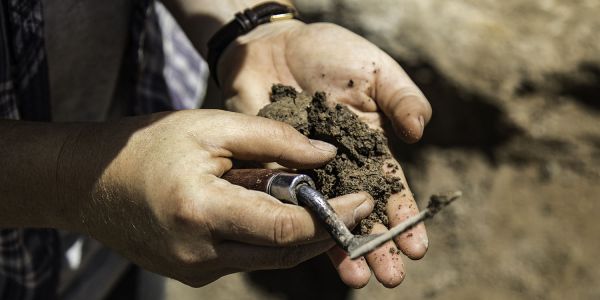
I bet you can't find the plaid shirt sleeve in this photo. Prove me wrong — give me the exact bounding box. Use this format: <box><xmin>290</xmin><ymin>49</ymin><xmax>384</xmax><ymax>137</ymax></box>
<box><xmin>0</xmin><ymin>230</ymin><xmax>60</xmax><ymax>300</ymax></box>
<box><xmin>132</xmin><ymin>1</ymin><xmax>207</xmax><ymax>115</ymax></box>
<box><xmin>0</xmin><ymin>0</ymin><xmax>60</xmax><ymax>299</ymax></box>
<box><xmin>1</xmin><ymin>0</ymin><xmax>206</xmax><ymax>299</ymax></box>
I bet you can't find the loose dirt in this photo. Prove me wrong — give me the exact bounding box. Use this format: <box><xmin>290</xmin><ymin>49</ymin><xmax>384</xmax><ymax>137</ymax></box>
<box><xmin>258</xmin><ymin>84</ymin><xmax>403</xmax><ymax>234</ymax></box>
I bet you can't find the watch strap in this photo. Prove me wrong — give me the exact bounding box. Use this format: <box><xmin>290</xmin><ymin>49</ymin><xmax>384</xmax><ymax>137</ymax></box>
<box><xmin>207</xmin><ymin>2</ymin><xmax>299</xmax><ymax>86</ymax></box>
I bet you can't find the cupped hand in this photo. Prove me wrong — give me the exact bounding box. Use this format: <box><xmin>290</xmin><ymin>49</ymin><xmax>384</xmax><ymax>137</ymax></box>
<box><xmin>217</xmin><ymin>20</ymin><xmax>432</xmax><ymax>288</ymax></box>
<box><xmin>62</xmin><ymin>110</ymin><xmax>375</xmax><ymax>287</ymax></box>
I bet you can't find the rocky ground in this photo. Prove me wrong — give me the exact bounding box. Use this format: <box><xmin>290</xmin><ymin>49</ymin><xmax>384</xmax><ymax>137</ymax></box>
<box><xmin>167</xmin><ymin>1</ymin><xmax>600</xmax><ymax>299</ymax></box>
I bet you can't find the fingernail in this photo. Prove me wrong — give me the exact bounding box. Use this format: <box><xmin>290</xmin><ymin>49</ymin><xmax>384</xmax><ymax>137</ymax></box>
<box><xmin>420</xmin><ymin>234</ymin><xmax>429</xmax><ymax>249</ymax></box>
<box><xmin>418</xmin><ymin>115</ymin><xmax>425</xmax><ymax>134</ymax></box>
<box><xmin>309</xmin><ymin>139</ymin><xmax>337</xmax><ymax>153</ymax></box>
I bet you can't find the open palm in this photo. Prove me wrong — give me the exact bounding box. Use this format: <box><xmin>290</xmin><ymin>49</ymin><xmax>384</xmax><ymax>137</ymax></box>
<box><xmin>217</xmin><ymin>20</ymin><xmax>432</xmax><ymax>288</ymax></box>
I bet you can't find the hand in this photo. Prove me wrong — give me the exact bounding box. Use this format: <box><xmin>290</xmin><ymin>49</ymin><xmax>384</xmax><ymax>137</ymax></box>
<box><xmin>217</xmin><ymin>20</ymin><xmax>432</xmax><ymax>288</ymax></box>
<box><xmin>59</xmin><ymin>110</ymin><xmax>375</xmax><ymax>287</ymax></box>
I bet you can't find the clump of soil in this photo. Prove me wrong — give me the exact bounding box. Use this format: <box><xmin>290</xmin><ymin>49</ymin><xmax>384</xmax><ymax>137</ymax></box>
<box><xmin>258</xmin><ymin>84</ymin><xmax>403</xmax><ymax>234</ymax></box>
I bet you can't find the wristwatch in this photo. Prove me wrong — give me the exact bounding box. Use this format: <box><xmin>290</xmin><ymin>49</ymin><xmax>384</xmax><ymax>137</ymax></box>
<box><xmin>207</xmin><ymin>2</ymin><xmax>300</xmax><ymax>86</ymax></box>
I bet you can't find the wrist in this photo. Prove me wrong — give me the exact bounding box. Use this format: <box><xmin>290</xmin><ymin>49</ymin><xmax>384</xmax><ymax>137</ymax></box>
<box><xmin>218</xmin><ymin>19</ymin><xmax>304</xmax><ymax>111</ymax></box>
<box><xmin>54</xmin><ymin>122</ymin><xmax>108</xmax><ymax>232</ymax></box>
<box><xmin>54</xmin><ymin>118</ymin><xmax>148</xmax><ymax>233</ymax></box>
<box><xmin>164</xmin><ymin>0</ymin><xmax>295</xmax><ymax>58</ymax></box>
<box><xmin>206</xmin><ymin>2</ymin><xmax>300</xmax><ymax>86</ymax></box>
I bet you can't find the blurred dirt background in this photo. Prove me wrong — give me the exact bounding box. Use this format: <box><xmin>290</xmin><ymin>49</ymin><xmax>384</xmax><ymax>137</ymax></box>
<box><xmin>166</xmin><ymin>1</ymin><xmax>600</xmax><ymax>299</ymax></box>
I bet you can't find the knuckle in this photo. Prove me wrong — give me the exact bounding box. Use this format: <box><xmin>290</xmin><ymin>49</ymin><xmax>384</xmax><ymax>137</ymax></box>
<box><xmin>169</xmin><ymin>187</ymin><xmax>193</xmax><ymax>224</ymax></box>
<box><xmin>169</xmin><ymin>180</ymin><xmax>214</xmax><ymax>232</ymax></box>
<box><xmin>171</xmin><ymin>195</ymin><xmax>202</xmax><ymax>229</ymax></box>
<box><xmin>172</xmin><ymin>247</ymin><xmax>202</xmax><ymax>267</ymax></box>
<box><xmin>175</xmin><ymin>249</ymin><xmax>201</xmax><ymax>267</ymax></box>
<box><xmin>272</xmin><ymin>208</ymin><xmax>299</xmax><ymax>245</ymax></box>
<box><xmin>391</xmin><ymin>92</ymin><xmax>424</xmax><ymax>115</ymax></box>
<box><xmin>395</xmin><ymin>86</ymin><xmax>422</xmax><ymax>100</ymax></box>
<box><xmin>272</xmin><ymin>121</ymin><xmax>297</xmax><ymax>142</ymax></box>
<box><xmin>172</xmin><ymin>244</ymin><xmax>218</xmax><ymax>270</ymax></box>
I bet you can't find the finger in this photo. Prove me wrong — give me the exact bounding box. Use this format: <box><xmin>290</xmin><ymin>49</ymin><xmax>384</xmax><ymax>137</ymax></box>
<box><xmin>281</xmin><ymin>24</ymin><xmax>431</xmax><ymax>144</ymax></box>
<box><xmin>213</xmin><ymin>112</ymin><xmax>337</xmax><ymax>169</ymax></box>
<box><xmin>365</xmin><ymin>223</ymin><xmax>406</xmax><ymax>288</ymax></box>
<box><xmin>383</xmin><ymin>160</ymin><xmax>428</xmax><ymax>259</ymax></box>
<box><xmin>207</xmin><ymin>182</ymin><xmax>374</xmax><ymax>246</ymax></box>
<box><xmin>375</xmin><ymin>53</ymin><xmax>432</xmax><ymax>144</ymax></box>
<box><xmin>327</xmin><ymin>246</ymin><xmax>371</xmax><ymax>289</ymax></box>
<box><xmin>387</xmin><ymin>192</ymin><xmax>428</xmax><ymax>259</ymax></box>
<box><xmin>329</xmin><ymin>192</ymin><xmax>375</xmax><ymax>232</ymax></box>
<box><xmin>216</xmin><ymin>239</ymin><xmax>334</xmax><ymax>271</ymax></box>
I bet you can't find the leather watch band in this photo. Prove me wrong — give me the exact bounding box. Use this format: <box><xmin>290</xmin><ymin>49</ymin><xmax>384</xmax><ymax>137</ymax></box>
<box><xmin>207</xmin><ymin>2</ymin><xmax>299</xmax><ymax>86</ymax></box>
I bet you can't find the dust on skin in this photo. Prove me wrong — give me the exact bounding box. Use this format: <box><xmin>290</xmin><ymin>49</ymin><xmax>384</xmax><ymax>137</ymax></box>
<box><xmin>258</xmin><ymin>84</ymin><xmax>403</xmax><ymax>234</ymax></box>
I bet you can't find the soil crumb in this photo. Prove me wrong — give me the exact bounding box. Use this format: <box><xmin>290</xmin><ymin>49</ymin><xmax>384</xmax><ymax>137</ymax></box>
<box><xmin>258</xmin><ymin>84</ymin><xmax>404</xmax><ymax>234</ymax></box>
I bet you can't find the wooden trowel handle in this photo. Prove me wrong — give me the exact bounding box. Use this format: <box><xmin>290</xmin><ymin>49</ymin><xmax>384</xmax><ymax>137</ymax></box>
<box><xmin>221</xmin><ymin>169</ymin><xmax>283</xmax><ymax>194</ymax></box>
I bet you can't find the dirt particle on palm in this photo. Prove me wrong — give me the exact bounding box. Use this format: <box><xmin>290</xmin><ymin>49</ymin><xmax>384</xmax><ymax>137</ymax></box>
<box><xmin>258</xmin><ymin>84</ymin><xmax>404</xmax><ymax>234</ymax></box>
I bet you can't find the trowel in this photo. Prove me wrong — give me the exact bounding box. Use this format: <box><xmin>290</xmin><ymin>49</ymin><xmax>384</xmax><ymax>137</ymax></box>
<box><xmin>222</xmin><ymin>169</ymin><xmax>460</xmax><ymax>259</ymax></box>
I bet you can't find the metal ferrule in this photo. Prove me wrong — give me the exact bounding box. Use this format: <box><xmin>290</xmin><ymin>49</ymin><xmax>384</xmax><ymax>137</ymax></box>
<box><xmin>267</xmin><ymin>173</ymin><xmax>315</xmax><ymax>205</ymax></box>
<box><xmin>268</xmin><ymin>172</ymin><xmax>355</xmax><ymax>250</ymax></box>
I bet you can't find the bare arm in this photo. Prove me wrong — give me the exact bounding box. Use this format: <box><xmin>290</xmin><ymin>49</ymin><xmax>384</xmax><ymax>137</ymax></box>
<box><xmin>0</xmin><ymin>120</ymin><xmax>80</xmax><ymax>228</ymax></box>
<box><xmin>0</xmin><ymin>111</ymin><xmax>372</xmax><ymax>287</ymax></box>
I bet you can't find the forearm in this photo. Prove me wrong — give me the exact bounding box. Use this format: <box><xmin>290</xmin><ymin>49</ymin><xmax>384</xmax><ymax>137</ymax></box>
<box><xmin>162</xmin><ymin>0</ymin><xmax>294</xmax><ymax>58</ymax></box>
<box><xmin>0</xmin><ymin>116</ymin><xmax>158</xmax><ymax>233</ymax></box>
<box><xmin>0</xmin><ymin>120</ymin><xmax>81</xmax><ymax>228</ymax></box>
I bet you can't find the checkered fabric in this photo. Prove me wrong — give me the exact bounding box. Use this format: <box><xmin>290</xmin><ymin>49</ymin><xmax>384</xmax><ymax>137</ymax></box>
<box><xmin>0</xmin><ymin>1</ymin><xmax>59</xmax><ymax>299</ymax></box>
<box><xmin>0</xmin><ymin>0</ymin><xmax>206</xmax><ymax>299</ymax></box>
<box><xmin>154</xmin><ymin>2</ymin><xmax>207</xmax><ymax>110</ymax></box>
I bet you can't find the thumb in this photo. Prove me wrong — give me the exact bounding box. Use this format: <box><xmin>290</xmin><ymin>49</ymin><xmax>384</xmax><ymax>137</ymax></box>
<box><xmin>209</xmin><ymin>183</ymin><xmax>375</xmax><ymax>246</ymax></box>
<box><xmin>216</xmin><ymin>111</ymin><xmax>337</xmax><ymax>169</ymax></box>
<box><xmin>375</xmin><ymin>53</ymin><xmax>432</xmax><ymax>144</ymax></box>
